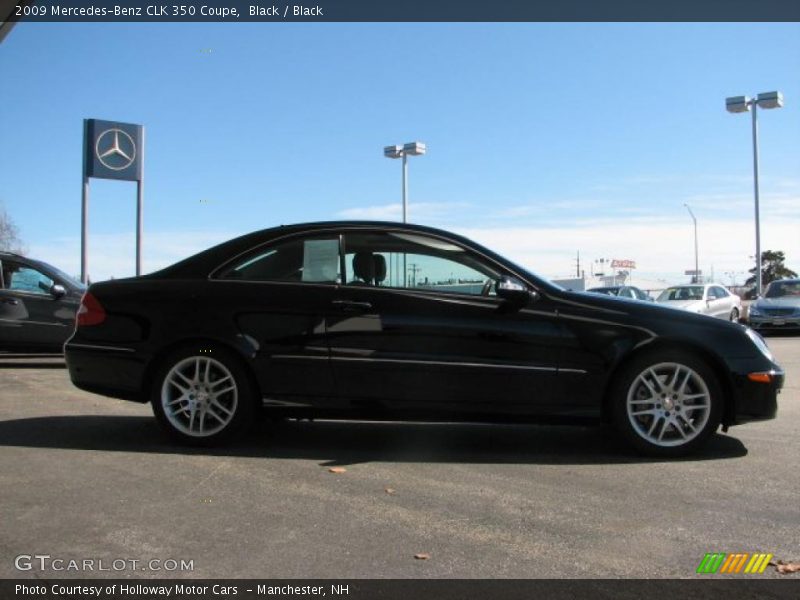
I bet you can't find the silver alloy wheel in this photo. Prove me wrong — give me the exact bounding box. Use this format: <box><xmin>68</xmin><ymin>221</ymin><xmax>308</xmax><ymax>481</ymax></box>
<box><xmin>160</xmin><ymin>356</ymin><xmax>238</xmax><ymax>437</ymax></box>
<box><xmin>626</xmin><ymin>362</ymin><xmax>711</xmax><ymax>448</ymax></box>
<box><xmin>730</xmin><ymin>308</ymin><xmax>739</xmax><ymax>321</ymax></box>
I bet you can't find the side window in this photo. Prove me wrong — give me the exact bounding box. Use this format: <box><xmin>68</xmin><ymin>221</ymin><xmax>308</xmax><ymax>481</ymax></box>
<box><xmin>6</xmin><ymin>264</ymin><xmax>54</xmax><ymax>295</ymax></box>
<box><xmin>342</xmin><ymin>231</ymin><xmax>499</xmax><ymax>296</ymax></box>
<box><xmin>217</xmin><ymin>236</ymin><xmax>341</xmax><ymax>284</ymax></box>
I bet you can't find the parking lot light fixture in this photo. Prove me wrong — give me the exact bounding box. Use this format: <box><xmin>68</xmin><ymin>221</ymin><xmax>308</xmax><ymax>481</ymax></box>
<box><xmin>684</xmin><ymin>204</ymin><xmax>699</xmax><ymax>284</ymax></box>
<box><xmin>383</xmin><ymin>141</ymin><xmax>426</xmax><ymax>223</ymax></box>
<box><xmin>725</xmin><ymin>91</ymin><xmax>784</xmax><ymax>297</ymax></box>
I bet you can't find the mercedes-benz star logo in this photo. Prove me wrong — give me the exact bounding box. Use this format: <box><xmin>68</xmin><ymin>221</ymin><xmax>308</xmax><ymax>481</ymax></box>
<box><xmin>95</xmin><ymin>128</ymin><xmax>136</xmax><ymax>171</ymax></box>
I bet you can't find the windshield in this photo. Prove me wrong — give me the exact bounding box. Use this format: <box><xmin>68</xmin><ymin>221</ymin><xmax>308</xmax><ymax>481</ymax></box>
<box><xmin>588</xmin><ymin>288</ymin><xmax>618</xmax><ymax>296</ymax></box>
<box><xmin>765</xmin><ymin>281</ymin><xmax>800</xmax><ymax>298</ymax></box>
<box><xmin>657</xmin><ymin>286</ymin><xmax>703</xmax><ymax>301</ymax></box>
<box><xmin>48</xmin><ymin>264</ymin><xmax>87</xmax><ymax>291</ymax></box>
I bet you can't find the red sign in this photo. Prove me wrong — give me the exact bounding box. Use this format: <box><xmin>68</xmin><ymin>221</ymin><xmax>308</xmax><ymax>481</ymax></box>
<box><xmin>611</xmin><ymin>259</ymin><xmax>636</xmax><ymax>269</ymax></box>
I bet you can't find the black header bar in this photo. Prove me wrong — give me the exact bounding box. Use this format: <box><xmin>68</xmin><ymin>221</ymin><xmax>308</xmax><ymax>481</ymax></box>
<box><xmin>3</xmin><ymin>0</ymin><xmax>800</xmax><ymax>23</ymax></box>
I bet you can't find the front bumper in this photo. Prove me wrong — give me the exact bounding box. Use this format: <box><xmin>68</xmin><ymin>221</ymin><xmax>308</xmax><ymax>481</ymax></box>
<box><xmin>749</xmin><ymin>313</ymin><xmax>800</xmax><ymax>331</ymax></box>
<box><xmin>730</xmin><ymin>368</ymin><xmax>784</xmax><ymax>425</ymax></box>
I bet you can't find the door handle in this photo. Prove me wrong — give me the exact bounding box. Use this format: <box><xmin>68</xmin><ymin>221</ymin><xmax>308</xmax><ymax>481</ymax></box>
<box><xmin>1</xmin><ymin>298</ymin><xmax>19</xmax><ymax>305</ymax></box>
<box><xmin>331</xmin><ymin>300</ymin><xmax>372</xmax><ymax>312</ymax></box>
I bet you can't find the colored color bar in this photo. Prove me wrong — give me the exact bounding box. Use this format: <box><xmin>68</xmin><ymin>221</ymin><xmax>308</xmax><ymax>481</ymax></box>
<box><xmin>733</xmin><ymin>553</ymin><xmax>749</xmax><ymax>573</ymax></box>
<box><xmin>758</xmin><ymin>553</ymin><xmax>774</xmax><ymax>574</ymax></box>
<box><xmin>720</xmin><ymin>554</ymin><xmax>737</xmax><ymax>573</ymax></box>
<box><xmin>697</xmin><ymin>553</ymin><xmax>727</xmax><ymax>574</ymax></box>
<box><xmin>744</xmin><ymin>554</ymin><xmax>759</xmax><ymax>573</ymax></box>
<box><xmin>708</xmin><ymin>553</ymin><xmax>726</xmax><ymax>573</ymax></box>
<box><xmin>697</xmin><ymin>553</ymin><xmax>713</xmax><ymax>573</ymax></box>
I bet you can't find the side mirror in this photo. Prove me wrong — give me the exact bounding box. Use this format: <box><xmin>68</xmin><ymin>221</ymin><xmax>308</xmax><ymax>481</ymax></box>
<box><xmin>51</xmin><ymin>284</ymin><xmax>67</xmax><ymax>299</ymax></box>
<box><xmin>496</xmin><ymin>276</ymin><xmax>538</xmax><ymax>304</ymax></box>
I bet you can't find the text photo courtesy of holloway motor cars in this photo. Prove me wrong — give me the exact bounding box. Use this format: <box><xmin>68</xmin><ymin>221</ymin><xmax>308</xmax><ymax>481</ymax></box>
<box><xmin>1</xmin><ymin>1</ymin><xmax>799</xmax><ymax>591</ymax></box>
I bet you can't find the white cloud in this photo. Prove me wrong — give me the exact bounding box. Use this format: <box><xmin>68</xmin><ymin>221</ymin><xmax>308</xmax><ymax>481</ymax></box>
<box><xmin>337</xmin><ymin>202</ymin><xmax>471</xmax><ymax>221</ymax></box>
<box><xmin>28</xmin><ymin>230</ymin><xmax>240</xmax><ymax>282</ymax></box>
<box><xmin>25</xmin><ymin>210</ymin><xmax>799</xmax><ymax>288</ymax></box>
<box><xmin>455</xmin><ymin>215</ymin><xmax>800</xmax><ymax>282</ymax></box>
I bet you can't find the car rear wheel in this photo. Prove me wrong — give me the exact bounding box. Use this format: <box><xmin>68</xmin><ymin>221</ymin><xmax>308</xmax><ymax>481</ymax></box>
<box><xmin>151</xmin><ymin>345</ymin><xmax>255</xmax><ymax>445</ymax></box>
<box><xmin>729</xmin><ymin>308</ymin><xmax>739</xmax><ymax>322</ymax></box>
<box><xmin>611</xmin><ymin>352</ymin><xmax>723</xmax><ymax>457</ymax></box>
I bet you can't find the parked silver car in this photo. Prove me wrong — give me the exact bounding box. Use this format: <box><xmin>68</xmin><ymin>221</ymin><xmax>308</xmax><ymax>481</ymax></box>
<box><xmin>586</xmin><ymin>285</ymin><xmax>653</xmax><ymax>301</ymax></box>
<box><xmin>748</xmin><ymin>279</ymin><xmax>800</xmax><ymax>332</ymax></box>
<box><xmin>656</xmin><ymin>284</ymin><xmax>742</xmax><ymax>321</ymax></box>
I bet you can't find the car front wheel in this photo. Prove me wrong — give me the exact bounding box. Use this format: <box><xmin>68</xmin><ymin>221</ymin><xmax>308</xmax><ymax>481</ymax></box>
<box><xmin>151</xmin><ymin>346</ymin><xmax>255</xmax><ymax>445</ymax></box>
<box><xmin>611</xmin><ymin>352</ymin><xmax>723</xmax><ymax>457</ymax></box>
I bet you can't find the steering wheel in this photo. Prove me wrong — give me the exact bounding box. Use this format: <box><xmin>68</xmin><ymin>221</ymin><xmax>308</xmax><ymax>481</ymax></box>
<box><xmin>480</xmin><ymin>279</ymin><xmax>494</xmax><ymax>296</ymax></box>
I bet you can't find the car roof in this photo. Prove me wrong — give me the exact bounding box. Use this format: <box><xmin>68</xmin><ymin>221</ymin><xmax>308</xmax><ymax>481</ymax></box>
<box><xmin>146</xmin><ymin>220</ymin><xmax>558</xmax><ymax>290</ymax></box>
<box><xmin>1</xmin><ymin>251</ymin><xmax>43</xmax><ymax>269</ymax></box>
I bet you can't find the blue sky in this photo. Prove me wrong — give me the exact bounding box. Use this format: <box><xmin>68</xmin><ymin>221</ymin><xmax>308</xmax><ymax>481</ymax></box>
<box><xmin>1</xmin><ymin>22</ymin><xmax>798</xmax><ymax>285</ymax></box>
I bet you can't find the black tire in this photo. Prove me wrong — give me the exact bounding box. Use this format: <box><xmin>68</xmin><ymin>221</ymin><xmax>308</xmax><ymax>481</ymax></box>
<box><xmin>729</xmin><ymin>308</ymin><xmax>739</xmax><ymax>322</ymax></box>
<box><xmin>151</xmin><ymin>344</ymin><xmax>256</xmax><ymax>446</ymax></box>
<box><xmin>610</xmin><ymin>350</ymin><xmax>723</xmax><ymax>457</ymax></box>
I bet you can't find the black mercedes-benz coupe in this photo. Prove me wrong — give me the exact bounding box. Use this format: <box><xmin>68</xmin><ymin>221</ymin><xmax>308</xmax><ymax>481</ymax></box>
<box><xmin>65</xmin><ymin>222</ymin><xmax>784</xmax><ymax>456</ymax></box>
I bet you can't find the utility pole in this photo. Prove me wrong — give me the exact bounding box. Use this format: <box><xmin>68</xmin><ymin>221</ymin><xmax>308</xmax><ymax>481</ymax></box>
<box><xmin>408</xmin><ymin>263</ymin><xmax>421</xmax><ymax>288</ymax></box>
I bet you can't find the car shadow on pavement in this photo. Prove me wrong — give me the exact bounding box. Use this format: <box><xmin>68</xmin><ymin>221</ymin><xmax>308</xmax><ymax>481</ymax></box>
<box><xmin>0</xmin><ymin>415</ymin><xmax>748</xmax><ymax>465</ymax></box>
<box><xmin>0</xmin><ymin>354</ymin><xmax>65</xmax><ymax>369</ymax></box>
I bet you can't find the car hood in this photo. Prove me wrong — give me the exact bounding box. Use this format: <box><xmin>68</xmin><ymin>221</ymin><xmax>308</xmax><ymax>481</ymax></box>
<box><xmin>655</xmin><ymin>299</ymin><xmax>705</xmax><ymax>312</ymax></box>
<box><xmin>754</xmin><ymin>296</ymin><xmax>800</xmax><ymax>309</ymax></box>
<box><xmin>567</xmin><ymin>290</ymin><xmax>749</xmax><ymax>332</ymax></box>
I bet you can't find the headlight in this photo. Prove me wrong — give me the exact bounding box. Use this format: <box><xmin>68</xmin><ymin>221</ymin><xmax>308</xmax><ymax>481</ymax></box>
<box><xmin>746</xmin><ymin>328</ymin><xmax>774</xmax><ymax>361</ymax></box>
<box><xmin>749</xmin><ymin>306</ymin><xmax>762</xmax><ymax>316</ymax></box>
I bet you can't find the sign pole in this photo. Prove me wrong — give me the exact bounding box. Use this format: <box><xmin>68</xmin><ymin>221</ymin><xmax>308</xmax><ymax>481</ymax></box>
<box><xmin>81</xmin><ymin>119</ymin><xmax>89</xmax><ymax>284</ymax></box>
<box><xmin>135</xmin><ymin>127</ymin><xmax>145</xmax><ymax>276</ymax></box>
<box><xmin>81</xmin><ymin>177</ymin><xmax>89</xmax><ymax>284</ymax></box>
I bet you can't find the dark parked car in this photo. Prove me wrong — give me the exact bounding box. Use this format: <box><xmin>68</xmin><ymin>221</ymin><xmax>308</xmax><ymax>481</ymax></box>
<box><xmin>749</xmin><ymin>279</ymin><xmax>800</xmax><ymax>332</ymax></box>
<box><xmin>65</xmin><ymin>222</ymin><xmax>784</xmax><ymax>457</ymax></box>
<box><xmin>0</xmin><ymin>251</ymin><xmax>85</xmax><ymax>352</ymax></box>
<box><xmin>586</xmin><ymin>285</ymin><xmax>652</xmax><ymax>301</ymax></box>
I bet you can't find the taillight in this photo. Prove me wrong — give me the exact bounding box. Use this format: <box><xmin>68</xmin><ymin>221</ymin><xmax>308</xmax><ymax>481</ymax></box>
<box><xmin>76</xmin><ymin>292</ymin><xmax>106</xmax><ymax>327</ymax></box>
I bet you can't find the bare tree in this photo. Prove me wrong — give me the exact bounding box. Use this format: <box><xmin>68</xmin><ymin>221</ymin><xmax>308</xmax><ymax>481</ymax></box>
<box><xmin>0</xmin><ymin>203</ymin><xmax>25</xmax><ymax>254</ymax></box>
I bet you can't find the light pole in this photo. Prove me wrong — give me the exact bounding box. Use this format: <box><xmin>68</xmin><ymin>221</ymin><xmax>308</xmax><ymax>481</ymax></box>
<box><xmin>726</xmin><ymin>91</ymin><xmax>784</xmax><ymax>296</ymax></box>
<box><xmin>684</xmin><ymin>203</ymin><xmax>699</xmax><ymax>283</ymax></box>
<box><xmin>384</xmin><ymin>142</ymin><xmax>426</xmax><ymax>287</ymax></box>
<box><xmin>383</xmin><ymin>141</ymin><xmax>426</xmax><ymax>223</ymax></box>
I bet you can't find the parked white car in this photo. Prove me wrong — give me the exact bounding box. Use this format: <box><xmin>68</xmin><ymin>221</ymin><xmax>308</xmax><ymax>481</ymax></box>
<box><xmin>656</xmin><ymin>284</ymin><xmax>742</xmax><ymax>321</ymax></box>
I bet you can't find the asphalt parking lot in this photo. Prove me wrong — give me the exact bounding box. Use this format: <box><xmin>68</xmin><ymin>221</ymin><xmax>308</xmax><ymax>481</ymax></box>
<box><xmin>1</xmin><ymin>337</ymin><xmax>798</xmax><ymax>580</ymax></box>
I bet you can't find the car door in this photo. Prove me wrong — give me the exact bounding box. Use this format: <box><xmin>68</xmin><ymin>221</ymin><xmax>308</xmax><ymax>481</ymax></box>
<box><xmin>325</xmin><ymin>229</ymin><xmax>565</xmax><ymax>417</ymax></box>
<box><xmin>707</xmin><ymin>286</ymin><xmax>728</xmax><ymax>319</ymax></box>
<box><xmin>0</xmin><ymin>260</ymin><xmax>76</xmax><ymax>350</ymax></box>
<box><xmin>212</xmin><ymin>233</ymin><xmax>340</xmax><ymax>405</ymax></box>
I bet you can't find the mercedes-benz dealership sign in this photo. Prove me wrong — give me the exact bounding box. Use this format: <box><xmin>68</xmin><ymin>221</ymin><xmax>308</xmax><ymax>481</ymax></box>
<box><xmin>81</xmin><ymin>118</ymin><xmax>145</xmax><ymax>282</ymax></box>
<box><xmin>84</xmin><ymin>119</ymin><xmax>143</xmax><ymax>181</ymax></box>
